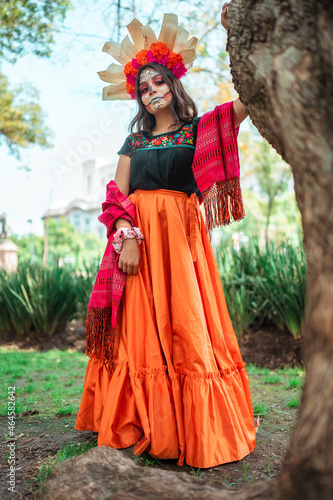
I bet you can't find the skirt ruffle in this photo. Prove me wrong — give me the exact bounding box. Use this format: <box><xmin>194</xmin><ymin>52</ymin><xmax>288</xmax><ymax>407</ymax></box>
<box><xmin>75</xmin><ymin>189</ymin><xmax>256</xmax><ymax>468</ymax></box>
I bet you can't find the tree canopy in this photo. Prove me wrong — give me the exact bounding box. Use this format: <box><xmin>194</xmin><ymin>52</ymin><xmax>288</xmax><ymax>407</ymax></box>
<box><xmin>0</xmin><ymin>0</ymin><xmax>72</xmax><ymax>62</ymax></box>
<box><xmin>11</xmin><ymin>217</ymin><xmax>105</xmax><ymax>265</ymax></box>
<box><xmin>0</xmin><ymin>73</ymin><xmax>51</xmax><ymax>157</ymax></box>
<box><xmin>0</xmin><ymin>0</ymin><xmax>72</xmax><ymax>160</ymax></box>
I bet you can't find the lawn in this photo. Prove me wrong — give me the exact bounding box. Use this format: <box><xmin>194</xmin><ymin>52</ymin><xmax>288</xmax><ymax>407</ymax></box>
<box><xmin>0</xmin><ymin>347</ymin><xmax>304</xmax><ymax>498</ymax></box>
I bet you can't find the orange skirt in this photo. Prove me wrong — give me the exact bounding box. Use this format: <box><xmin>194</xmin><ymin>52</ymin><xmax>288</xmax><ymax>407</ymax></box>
<box><xmin>75</xmin><ymin>189</ymin><xmax>256</xmax><ymax>468</ymax></box>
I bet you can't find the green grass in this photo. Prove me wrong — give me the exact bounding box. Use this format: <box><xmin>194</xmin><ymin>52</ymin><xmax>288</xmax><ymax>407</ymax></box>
<box><xmin>190</xmin><ymin>467</ymin><xmax>205</xmax><ymax>478</ymax></box>
<box><xmin>56</xmin><ymin>439</ymin><xmax>97</xmax><ymax>461</ymax></box>
<box><xmin>0</xmin><ymin>347</ymin><xmax>88</xmax><ymax>418</ymax></box>
<box><xmin>56</xmin><ymin>403</ymin><xmax>77</xmax><ymax>416</ymax></box>
<box><xmin>248</xmin><ymin>363</ymin><xmax>304</xmax><ymax>440</ymax></box>
<box><xmin>286</xmin><ymin>377</ymin><xmax>304</xmax><ymax>390</ymax></box>
<box><xmin>245</xmin><ymin>364</ymin><xmax>270</xmax><ymax>375</ymax></box>
<box><xmin>253</xmin><ymin>402</ymin><xmax>270</xmax><ymax>416</ymax></box>
<box><xmin>263</xmin><ymin>374</ymin><xmax>283</xmax><ymax>385</ymax></box>
<box><xmin>28</xmin><ymin>438</ymin><xmax>97</xmax><ymax>493</ymax></box>
<box><xmin>133</xmin><ymin>451</ymin><xmax>164</xmax><ymax>467</ymax></box>
<box><xmin>285</xmin><ymin>396</ymin><xmax>301</xmax><ymax>408</ymax></box>
<box><xmin>222</xmin><ymin>458</ymin><xmax>277</xmax><ymax>489</ymax></box>
<box><xmin>44</xmin><ymin>373</ymin><xmax>59</xmax><ymax>381</ymax></box>
<box><xmin>23</xmin><ymin>383</ymin><xmax>37</xmax><ymax>394</ymax></box>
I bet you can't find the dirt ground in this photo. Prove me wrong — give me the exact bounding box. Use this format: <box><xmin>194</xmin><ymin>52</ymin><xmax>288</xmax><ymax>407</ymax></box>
<box><xmin>0</xmin><ymin>321</ymin><xmax>304</xmax><ymax>499</ymax></box>
<box><xmin>0</xmin><ymin>320</ymin><xmax>304</xmax><ymax>369</ymax></box>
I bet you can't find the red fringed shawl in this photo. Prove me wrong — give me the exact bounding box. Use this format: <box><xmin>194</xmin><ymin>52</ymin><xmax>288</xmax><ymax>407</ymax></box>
<box><xmin>85</xmin><ymin>100</ymin><xmax>245</xmax><ymax>376</ymax></box>
<box><xmin>192</xmin><ymin>101</ymin><xmax>245</xmax><ymax>230</ymax></box>
<box><xmin>85</xmin><ymin>181</ymin><xmax>137</xmax><ymax>376</ymax></box>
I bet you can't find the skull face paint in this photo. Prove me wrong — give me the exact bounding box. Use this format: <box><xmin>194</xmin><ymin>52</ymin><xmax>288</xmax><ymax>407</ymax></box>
<box><xmin>139</xmin><ymin>69</ymin><xmax>172</xmax><ymax>111</ymax></box>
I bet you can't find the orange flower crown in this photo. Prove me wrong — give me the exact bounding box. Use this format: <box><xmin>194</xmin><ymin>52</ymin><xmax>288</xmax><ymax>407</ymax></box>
<box><xmin>98</xmin><ymin>14</ymin><xmax>198</xmax><ymax>100</ymax></box>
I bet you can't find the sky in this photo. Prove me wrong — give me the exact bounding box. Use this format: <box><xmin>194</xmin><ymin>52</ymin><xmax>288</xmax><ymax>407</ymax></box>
<box><xmin>0</xmin><ymin>1</ymin><xmax>236</xmax><ymax>238</ymax></box>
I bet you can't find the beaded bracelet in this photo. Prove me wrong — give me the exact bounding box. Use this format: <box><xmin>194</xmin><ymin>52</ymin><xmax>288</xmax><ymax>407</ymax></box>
<box><xmin>112</xmin><ymin>227</ymin><xmax>144</xmax><ymax>254</ymax></box>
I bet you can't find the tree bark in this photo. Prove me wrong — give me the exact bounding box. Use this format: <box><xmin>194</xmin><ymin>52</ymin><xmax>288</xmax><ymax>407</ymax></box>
<box><xmin>227</xmin><ymin>1</ymin><xmax>333</xmax><ymax>498</ymax></box>
<box><xmin>40</xmin><ymin>446</ymin><xmax>278</xmax><ymax>500</ymax></box>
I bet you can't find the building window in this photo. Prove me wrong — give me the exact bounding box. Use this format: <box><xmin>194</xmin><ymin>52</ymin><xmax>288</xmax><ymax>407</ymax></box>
<box><xmin>87</xmin><ymin>175</ymin><xmax>91</xmax><ymax>195</ymax></box>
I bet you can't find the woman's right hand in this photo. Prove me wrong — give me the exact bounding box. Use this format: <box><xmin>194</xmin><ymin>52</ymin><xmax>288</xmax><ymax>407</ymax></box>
<box><xmin>118</xmin><ymin>238</ymin><xmax>141</xmax><ymax>275</ymax></box>
<box><xmin>221</xmin><ymin>2</ymin><xmax>228</xmax><ymax>31</ymax></box>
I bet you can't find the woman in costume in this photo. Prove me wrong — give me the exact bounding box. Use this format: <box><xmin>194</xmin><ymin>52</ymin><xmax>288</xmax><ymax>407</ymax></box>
<box><xmin>75</xmin><ymin>4</ymin><xmax>257</xmax><ymax>468</ymax></box>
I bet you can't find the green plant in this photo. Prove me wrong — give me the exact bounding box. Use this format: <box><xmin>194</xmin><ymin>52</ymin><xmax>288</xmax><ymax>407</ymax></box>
<box><xmin>133</xmin><ymin>452</ymin><xmax>163</xmax><ymax>467</ymax></box>
<box><xmin>56</xmin><ymin>439</ymin><xmax>97</xmax><ymax>462</ymax></box>
<box><xmin>215</xmin><ymin>235</ymin><xmax>307</xmax><ymax>339</ymax></box>
<box><xmin>242</xmin><ymin>462</ymin><xmax>251</xmax><ymax>482</ymax></box>
<box><xmin>228</xmin><ymin>477</ymin><xmax>243</xmax><ymax>489</ymax></box>
<box><xmin>36</xmin><ymin>459</ymin><xmax>54</xmax><ymax>492</ymax></box>
<box><xmin>0</xmin><ymin>259</ymin><xmax>100</xmax><ymax>337</ymax></box>
<box><xmin>250</xmin><ymin>240</ymin><xmax>306</xmax><ymax>338</ymax></box>
<box><xmin>24</xmin><ymin>384</ymin><xmax>36</xmax><ymax>394</ymax></box>
<box><xmin>286</xmin><ymin>396</ymin><xmax>300</xmax><ymax>408</ymax></box>
<box><xmin>253</xmin><ymin>402</ymin><xmax>269</xmax><ymax>416</ymax></box>
<box><xmin>30</xmin><ymin>438</ymin><xmax>97</xmax><ymax>493</ymax></box>
<box><xmin>287</xmin><ymin>377</ymin><xmax>303</xmax><ymax>390</ymax></box>
<box><xmin>0</xmin><ymin>262</ymin><xmax>77</xmax><ymax>335</ymax></box>
<box><xmin>263</xmin><ymin>374</ymin><xmax>282</xmax><ymax>384</ymax></box>
<box><xmin>55</xmin><ymin>403</ymin><xmax>77</xmax><ymax>416</ymax></box>
<box><xmin>190</xmin><ymin>467</ymin><xmax>205</xmax><ymax>478</ymax></box>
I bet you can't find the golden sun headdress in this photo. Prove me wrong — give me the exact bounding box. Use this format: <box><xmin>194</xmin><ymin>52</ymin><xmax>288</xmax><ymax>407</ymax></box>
<box><xmin>98</xmin><ymin>13</ymin><xmax>198</xmax><ymax>100</ymax></box>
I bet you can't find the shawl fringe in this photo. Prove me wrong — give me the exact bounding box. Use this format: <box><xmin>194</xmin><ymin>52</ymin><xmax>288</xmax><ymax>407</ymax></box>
<box><xmin>203</xmin><ymin>177</ymin><xmax>245</xmax><ymax>231</ymax></box>
<box><xmin>85</xmin><ymin>307</ymin><xmax>116</xmax><ymax>378</ymax></box>
<box><xmin>193</xmin><ymin>101</ymin><xmax>245</xmax><ymax>231</ymax></box>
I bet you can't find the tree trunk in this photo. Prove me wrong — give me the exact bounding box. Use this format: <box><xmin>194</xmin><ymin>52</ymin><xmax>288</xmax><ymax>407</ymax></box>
<box><xmin>227</xmin><ymin>0</ymin><xmax>333</xmax><ymax>498</ymax></box>
<box><xmin>40</xmin><ymin>446</ymin><xmax>278</xmax><ymax>500</ymax></box>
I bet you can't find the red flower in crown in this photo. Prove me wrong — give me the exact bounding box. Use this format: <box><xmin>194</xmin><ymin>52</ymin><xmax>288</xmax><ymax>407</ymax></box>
<box><xmin>149</xmin><ymin>42</ymin><xmax>169</xmax><ymax>61</ymax></box>
<box><xmin>167</xmin><ymin>52</ymin><xmax>182</xmax><ymax>68</ymax></box>
<box><xmin>126</xmin><ymin>81</ymin><xmax>135</xmax><ymax>99</ymax></box>
<box><xmin>136</xmin><ymin>49</ymin><xmax>149</xmax><ymax>66</ymax></box>
<box><xmin>124</xmin><ymin>61</ymin><xmax>138</xmax><ymax>77</ymax></box>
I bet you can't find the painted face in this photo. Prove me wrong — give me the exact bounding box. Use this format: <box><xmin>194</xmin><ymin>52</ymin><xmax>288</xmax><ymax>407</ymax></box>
<box><xmin>139</xmin><ymin>69</ymin><xmax>172</xmax><ymax>112</ymax></box>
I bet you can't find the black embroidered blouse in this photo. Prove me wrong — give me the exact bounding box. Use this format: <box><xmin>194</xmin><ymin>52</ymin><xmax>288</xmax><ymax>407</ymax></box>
<box><xmin>117</xmin><ymin>117</ymin><xmax>202</xmax><ymax>197</ymax></box>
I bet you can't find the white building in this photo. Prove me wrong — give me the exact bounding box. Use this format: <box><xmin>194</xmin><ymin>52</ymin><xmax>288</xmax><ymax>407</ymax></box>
<box><xmin>42</xmin><ymin>159</ymin><xmax>117</xmax><ymax>239</ymax></box>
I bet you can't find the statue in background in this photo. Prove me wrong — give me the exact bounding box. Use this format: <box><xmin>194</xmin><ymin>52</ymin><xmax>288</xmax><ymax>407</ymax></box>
<box><xmin>0</xmin><ymin>213</ymin><xmax>18</xmax><ymax>272</ymax></box>
<box><xmin>0</xmin><ymin>213</ymin><xmax>8</xmax><ymax>240</ymax></box>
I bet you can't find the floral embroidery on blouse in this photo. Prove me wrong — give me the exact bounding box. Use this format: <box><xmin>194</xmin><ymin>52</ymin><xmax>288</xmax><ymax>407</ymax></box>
<box><xmin>129</xmin><ymin>123</ymin><xmax>195</xmax><ymax>153</ymax></box>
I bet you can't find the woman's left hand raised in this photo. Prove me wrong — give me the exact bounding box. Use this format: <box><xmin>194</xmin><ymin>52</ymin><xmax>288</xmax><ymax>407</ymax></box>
<box><xmin>221</xmin><ymin>2</ymin><xmax>228</xmax><ymax>31</ymax></box>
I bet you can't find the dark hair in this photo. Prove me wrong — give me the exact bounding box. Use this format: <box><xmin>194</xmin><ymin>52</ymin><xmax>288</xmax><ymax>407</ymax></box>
<box><xmin>129</xmin><ymin>63</ymin><xmax>198</xmax><ymax>136</ymax></box>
